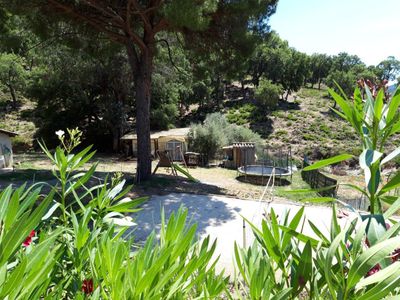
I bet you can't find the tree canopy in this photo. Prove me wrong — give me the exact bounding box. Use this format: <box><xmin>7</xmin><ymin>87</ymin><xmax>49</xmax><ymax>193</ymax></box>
<box><xmin>3</xmin><ymin>0</ymin><xmax>278</xmax><ymax>181</ymax></box>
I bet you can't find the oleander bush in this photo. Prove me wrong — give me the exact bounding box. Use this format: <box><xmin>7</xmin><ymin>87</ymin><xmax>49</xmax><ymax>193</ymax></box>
<box><xmin>235</xmin><ymin>206</ymin><xmax>400</xmax><ymax>299</ymax></box>
<box><xmin>0</xmin><ymin>129</ymin><xmax>228</xmax><ymax>299</ymax></box>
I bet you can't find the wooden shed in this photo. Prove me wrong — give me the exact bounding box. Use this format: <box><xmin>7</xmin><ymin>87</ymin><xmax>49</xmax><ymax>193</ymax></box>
<box><xmin>0</xmin><ymin>129</ymin><xmax>18</xmax><ymax>171</ymax></box>
<box><xmin>222</xmin><ymin>142</ymin><xmax>256</xmax><ymax>169</ymax></box>
<box><xmin>120</xmin><ymin>127</ymin><xmax>190</xmax><ymax>161</ymax></box>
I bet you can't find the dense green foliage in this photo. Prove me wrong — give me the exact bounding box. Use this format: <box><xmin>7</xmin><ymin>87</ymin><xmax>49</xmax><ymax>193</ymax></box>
<box><xmin>0</xmin><ymin>52</ymin><xmax>26</xmax><ymax>109</ymax></box>
<box><xmin>188</xmin><ymin>113</ymin><xmax>264</xmax><ymax>163</ymax></box>
<box><xmin>254</xmin><ymin>78</ymin><xmax>282</xmax><ymax>109</ymax></box>
<box><xmin>0</xmin><ymin>5</ymin><xmax>399</xmax><ymax>156</ymax></box>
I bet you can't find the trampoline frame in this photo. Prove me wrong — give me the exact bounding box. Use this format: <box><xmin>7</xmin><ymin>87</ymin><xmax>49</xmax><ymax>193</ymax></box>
<box><xmin>237</xmin><ymin>146</ymin><xmax>293</xmax><ymax>185</ymax></box>
<box><xmin>237</xmin><ymin>165</ymin><xmax>292</xmax><ymax>177</ymax></box>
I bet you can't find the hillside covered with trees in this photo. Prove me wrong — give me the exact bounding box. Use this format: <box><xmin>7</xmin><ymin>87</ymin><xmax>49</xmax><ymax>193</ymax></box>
<box><xmin>1</xmin><ymin>1</ymin><xmax>400</xmax><ymax>179</ymax></box>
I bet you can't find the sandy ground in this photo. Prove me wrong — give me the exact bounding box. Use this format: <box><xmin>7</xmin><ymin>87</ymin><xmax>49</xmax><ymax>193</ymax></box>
<box><xmin>129</xmin><ymin>193</ymin><xmax>357</xmax><ymax>275</ymax></box>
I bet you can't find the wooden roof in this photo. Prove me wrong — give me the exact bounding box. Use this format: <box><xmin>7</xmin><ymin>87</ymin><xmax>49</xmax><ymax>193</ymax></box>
<box><xmin>121</xmin><ymin>127</ymin><xmax>190</xmax><ymax>140</ymax></box>
<box><xmin>0</xmin><ymin>129</ymin><xmax>18</xmax><ymax>137</ymax></box>
<box><xmin>222</xmin><ymin>142</ymin><xmax>255</xmax><ymax>149</ymax></box>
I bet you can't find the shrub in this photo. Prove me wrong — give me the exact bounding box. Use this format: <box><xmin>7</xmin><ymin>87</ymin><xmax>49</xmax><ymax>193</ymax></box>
<box><xmin>325</xmin><ymin>70</ymin><xmax>357</xmax><ymax>97</ymax></box>
<box><xmin>11</xmin><ymin>135</ymin><xmax>32</xmax><ymax>151</ymax></box>
<box><xmin>188</xmin><ymin>113</ymin><xmax>264</xmax><ymax>162</ymax></box>
<box><xmin>254</xmin><ymin>79</ymin><xmax>282</xmax><ymax>109</ymax></box>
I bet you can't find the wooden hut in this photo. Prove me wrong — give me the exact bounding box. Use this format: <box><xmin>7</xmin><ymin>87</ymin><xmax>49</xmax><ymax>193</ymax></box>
<box><xmin>222</xmin><ymin>142</ymin><xmax>256</xmax><ymax>169</ymax></box>
<box><xmin>120</xmin><ymin>127</ymin><xmax>190</xmax><ymax>161</ymax></box>
<box><xmin>0</xmin><ymin>129</ymin><xmax>18</xmax><ymax>171</ymax></box>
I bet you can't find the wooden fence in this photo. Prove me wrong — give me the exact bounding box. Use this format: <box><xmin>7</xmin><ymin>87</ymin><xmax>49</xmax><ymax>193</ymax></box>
<box><xmin>301</xmin><ymin>157</ymin><xmax>338</xmax><ymax>197</ymax></box>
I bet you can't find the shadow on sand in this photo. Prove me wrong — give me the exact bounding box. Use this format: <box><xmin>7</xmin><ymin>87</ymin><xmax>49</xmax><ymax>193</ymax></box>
<box><xmin>127</xmin><ymin>193</ymin><xmax>241</xmax><ymax>242</ymax></box>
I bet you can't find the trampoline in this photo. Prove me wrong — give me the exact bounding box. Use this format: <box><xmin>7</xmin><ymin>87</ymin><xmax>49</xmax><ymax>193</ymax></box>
<box><xmin>238</xmin><ymin>165</ymin><xmax>292</xmax><ymax>177</ymax></box>
<box><xmin>236</xmin><ymin>146</ymin><xmax>293</xmax><ymax>186</ymax></box>
<box><xmin>237</xmin><ymin>165</ymin><xmax>292</xmax><ymax>186</ymax></box>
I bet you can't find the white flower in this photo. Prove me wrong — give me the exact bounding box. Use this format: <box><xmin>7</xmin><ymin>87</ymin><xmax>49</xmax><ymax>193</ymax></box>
<box><xmin>55</xmin><ymin>130</ymin><xmax>65</xmax><ymax>138</ymax></box>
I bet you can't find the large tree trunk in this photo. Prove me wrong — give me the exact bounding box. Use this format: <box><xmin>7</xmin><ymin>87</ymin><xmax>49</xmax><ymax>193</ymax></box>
<box><xmin>7</xmin><ymin>84</ymin><xmax>17</xmax><ymax>110</ymax></box>
<box><xmin>126</xmin><ymin>42</ymin><xmax>153</xmax><ymax>182</ymax></box>
<box><xmin>318</xmin><ymin>79</ymin><xmax>322</xmax><ymax>90</ymax></box>
<box><xmin>112</xmin><ymin>127</ymin><xmax>120</xmax><ymax>152</ymax></box>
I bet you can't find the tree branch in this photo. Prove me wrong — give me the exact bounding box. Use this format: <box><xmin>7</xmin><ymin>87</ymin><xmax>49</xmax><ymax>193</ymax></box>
<box><xmin>155</xmin><ymin>39</ymin><xmax>188</xmax><ymax>77</ymax></box>
<box><xmin>154</xmin><ymin>18</ymin><xmax>169</xmax><ymax>33</ymax></box>
<box><xmin>47</xmin><ymin>0</ymin><xmax>129</xmax><ymax>45</ymax></box>
<box><xmin>131</xmin><ymin>0</ymin><xmax>152</xmax><ymax>33</ymax></box>
<box><xmin>125</xmin><ymin>0</ymin><xmax>147</xmax><ymax>51</ymax></box>
<box><xmin>82</xmin><ymin>0</ymin><xmax>125</xmax><ymax>27</ymax></box>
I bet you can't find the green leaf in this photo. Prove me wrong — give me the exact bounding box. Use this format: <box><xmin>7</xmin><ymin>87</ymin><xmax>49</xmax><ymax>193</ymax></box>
<box><xmin>284</xmin><ymin>185</ymin><xmax>337</xmax><ymax>194</ymax></box>
<box><xmin>271</xmin><ymin>288</ymin><xmax>293</xmax><ymax>300</ymax></box>
<box><xmin>361</xmin><ymin>214</ymin><xmax>386</xmax><ymax>247</ymax></box>
<box><xmin>0</xmin><ymin>258</ymin><xmax>27</xmax><ymax>297</ymax></box>
<box><xmin>303</xmin><ymin>154</ymin><xmax>353</xmax><ymax>171</ymax></box>
<box><xmin>0</xmin><ymin>191</ymin><xmax>53</xmax><ymax>264</ymax></box>
<box><xmin>386</xmin><ymin>87</ymin><xmax>400</xmax><ymax>124</ymax></box>
<box><xmin>324</xmin><ymin>226</ymin><xmax>347</xmax><ymax>299</ymax></box>
<box><xmin>359</xmin><ymin>149</ymin><xmax>383</xmax><ymax>169</ymax></box>
<box><xmin>300</xmin><ymin>197</ymin><xmax>336</xmax><ymax>203</ymax></box>
<box><xmin>380</xmin><ymin>195</ymin><xmax>399</xmax><ymax>205</ymax></box>
<box><xmin>282</xmin><ymin>207</ymin><xmax>305</xmax><ymax>249</ymax></box>
<box><xmin>340</xmin><ymin>183</ymin><xmax>368</xmax><ymax>196</ymax></box>
<box><xmin>381</xmin><ymin>147</ymin><xmax>400</xmax><ymax>165</ymax></box>
<box><xmin>383</xmin><ymin>196</ymin><xmax>400</xmax><ymax>219</ymax></box>
<box><xmin>0</xmin><ymin>186</ymin><xmax>12</xmax><ymax>222</ymax></box>
<box><xmin>328</xmin><ymin>87</ymin><xmax>353</xmax><ymax>122</ymax></box>
<box><xmin>293</xmin><ymin>240</ymin><xmax>312</xmax><ymax>292</ymax></box>
<box><xmin>356</xmin><ymin>261</ymin><xmax>400</xmax><ymax>300</ymax></box>
<box><xmin>108</xmin><ymin>197</ymin><xmax>147</xmax><ymax>213</ymax></box>
<box><xmin>308</xmin><ymin>220</ymin><xmax>330</xmax><ymax>245</ymax></box>
<box><xmin>377</xmin><ymin>221</ymin><xmax>400</xmax><ymax>243</ymax></box>
<box><xmin>4</xmin><ymin>189</ymin><xmax>20</xmax><ymax>231</ymax></box>
<box><xmin>41</xmin><ymin>202</ymin><xmax>60</xmax><ymax>220</ymax></box>
<box><xmin>347</xmin><ymin>236</ymin><xmax>400</xmax><ymax>289</ymax></box>
<box><xmin>364</xmin><ymin>86</ymin><xmax>376</xmax><ymax>125</ymax></box>
<box><xmin>356</xmin><ymin>261</ymin><xmax>400</xmax><ymax>290</ymax></box>
<box><xmin>373</xmin><ymin>89</ymin><xmax>384</xmax><ymax>121</ymax></box>
<box><xmin>278</xmin><ymin>225</ymin><xmax>319</xmax><ymax>247</ymax></box>
<box><xmin>351</xmin><ymin>220</ymin><xmax>368</xmax><ymax>261</ymax></box>
<box><xmin>379</xmin><ymin>172</ymin><xmax>400</xmax><ymax>195</ymax></box>
<box><xmin>388</xmin><ymin>119</ymin><xmax>400</xmax><ymax>136</ymax></box>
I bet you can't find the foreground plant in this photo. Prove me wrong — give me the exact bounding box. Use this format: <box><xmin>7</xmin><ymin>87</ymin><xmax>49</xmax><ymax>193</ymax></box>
<box><xmin>298</xmin><ymin>82</ymin><xmax>400</xmax><ymax>248</ymax></box>
<box><xmin>235</xmin><ymin>206</ymin><xmax>400</xmax><ymax>299</ymax></box>
<box><xmin>0</xmin><ymin>128</ymin><xmax>228</xmax><ymax>299</ymax></box>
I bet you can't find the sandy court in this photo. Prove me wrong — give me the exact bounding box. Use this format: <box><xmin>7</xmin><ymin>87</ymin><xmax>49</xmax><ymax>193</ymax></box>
<box><xmin>129</xmin><ymin>193</ymin><xmax>357</xmax><ymax>275</ymax></box>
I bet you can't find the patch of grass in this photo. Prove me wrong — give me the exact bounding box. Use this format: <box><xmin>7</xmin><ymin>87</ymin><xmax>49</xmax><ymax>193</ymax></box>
<box><xmin>0</xmin><ymin>169</ymin><xmax>54</xmax><ymax>182</ymax></box>
<box><xmin>302</xmin><ymin>133</ymin><xmax>317</xmax><ymax>141</ymax></box>
<box><xmin>274</xmin><ymin>171</ymin><xmax>318</xmax><ymax>201</ymax></box>
<box><xmin>286</xmin><ymin>113</ymin><xmax>298</xmax><ymax>121</ymax></box>
<box><xmin>298</xmin><ymin>87</ymin><xmax>324</xmax><ymax>99</ymax></box>
<box><xmin>319</xmin><ymin>124</ymin><xmax>330</xmax><ymax>135</ymax></box>
<box><xmin>274</xmin><ymin>129</ymin><xmax>288</xmax><ymax>137</ymax></box>
<box><xmin>135</xmin><ymin>175</ymin><xmax>177</xmax><ymax>189</ymax></box>
<box><xmin>271</xmin><ymin>111</ymin><xmax>285</xmax><ymax>118</ymax></box>
<box><xmin>226</xmin><ymin>103</ymin><xmax>266</xmax><ymax>125</ymax></box>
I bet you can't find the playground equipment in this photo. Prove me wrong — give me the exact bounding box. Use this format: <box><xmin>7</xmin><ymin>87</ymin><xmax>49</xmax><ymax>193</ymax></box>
<box><xmin>237</xmin><ymin>146</ymin><xmax>293</xmax><ymax>185</ymax></box>
<box><xmin>153</xmin><ymin>150</ymin><xmax>197</xmax><ymax>182</ymax></box>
